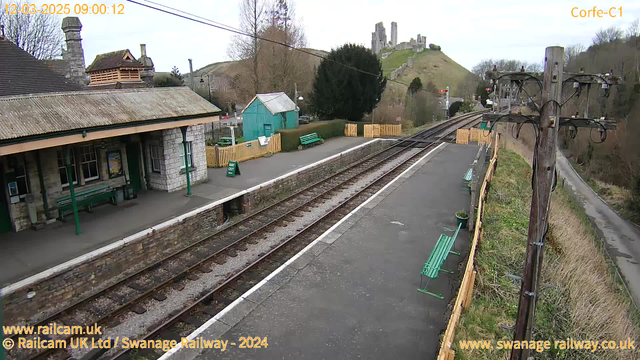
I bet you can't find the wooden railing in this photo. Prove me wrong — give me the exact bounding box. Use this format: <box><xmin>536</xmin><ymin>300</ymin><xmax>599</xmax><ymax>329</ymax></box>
<box><xmin>206</xmin><ymin>134</ymin><xmax>281</xmax><ymax>168</ymax></box>
<box><xmin>363</xmin><ymin>124</ymin><xmax>401</xmax><ymax>138</ymax></box>
<box><xmin>437</xmin><ymin>131</ymin><xmax>499</xmax><ymax>360</ymax></box>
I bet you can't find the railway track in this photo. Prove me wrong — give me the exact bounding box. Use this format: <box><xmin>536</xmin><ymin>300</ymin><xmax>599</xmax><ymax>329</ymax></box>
<box><xmin>5</xmin><ymin>111</ymin><xmax>483</xmax><ymax>360</ymax></box>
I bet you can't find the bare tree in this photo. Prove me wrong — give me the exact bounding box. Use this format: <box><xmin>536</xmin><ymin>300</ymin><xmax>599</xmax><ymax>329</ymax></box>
<box><xmin>592</xmin><ymin>26</ymin><xmax>623</xmax><ymax>45</ymax></box>
<box><xmin>471</xmin><ymin>59</ymin><xmax>494</xmax><ymax>80</ymax></box>
<box><xmin>260</xmin><ymin>0</ymin><xmax>308</xmax><ymax>97</ymax></box>
<box><xmin>564</xmin><ymin>43</ymin><xmax>585</xmax><ymax>67</ymax></box>
<box><xmin>457</xmin><ymin>72</ymin><xmax>479</xmax><ymax>101</ymax></box>
<box><xmin>0</xmin><ymin>0</ymin><xmax>63</xmax><ymax>59</ymax></box>
<box><xmin>227</xmin><ymin>0</ymin><xmax>267</xmax><ymax>96</ymax></box>
<box><xmin>525</xmin><ymin>61</ymin><xmax>543</xmax><ymax>73</ymax></box>
<box><xmin>627</xmin><ymin>18</ymin><xmax>640</xmax><ymax>39</ymax></box>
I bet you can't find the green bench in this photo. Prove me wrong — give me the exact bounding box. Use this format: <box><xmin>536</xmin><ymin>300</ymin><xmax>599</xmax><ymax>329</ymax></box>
<box><xmin>218</xmin><ymin>137</ymin><xmax>233</xmax><ymax>147</ymax></box>
<box><xmin>463</xmin><ymin>167</ymin><xmax>473</xmax><ymax>191</ymax></box>
<box><xmin>299</xmin><ymin>133</ymin><xmax>323</xmax><ymax>149</ymax></box>
<box><xmin>418</xmin><ymin>223</ymin><xmax>462</xmax><ymax>299</ymax></box>
<box><xmin>55</xmin><ymin>185</ymin><xmax>116</xmax><ymax>221</ymax></box>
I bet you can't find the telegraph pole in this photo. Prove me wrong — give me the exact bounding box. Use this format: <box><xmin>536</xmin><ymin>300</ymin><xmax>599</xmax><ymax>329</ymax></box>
<box><xmin>509</xmin><ymin>46</ymin><xmax>564</xmax><ymax>360</ymax></box>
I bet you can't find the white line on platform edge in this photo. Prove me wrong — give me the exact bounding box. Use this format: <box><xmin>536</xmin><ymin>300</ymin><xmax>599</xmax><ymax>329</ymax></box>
<box><xmin>1</xmin><ymin>138</ymin><xmax>391</xmax><ymax>297</ymax></box>
<box><xmin>157</xmin><ymin>142</ymin><xmax>446</xmax><ymax>360</ymax></box>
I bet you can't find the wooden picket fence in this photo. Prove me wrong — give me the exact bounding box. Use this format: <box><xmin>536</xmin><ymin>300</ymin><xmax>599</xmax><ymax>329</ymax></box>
<box><xmin>456</xmin><ymin>128</ymin><xmax>491</xmax><ymax>145</ymax></box>
<box><xmin>437</xmin><ymin>132</ymin><xmax>500</xmax><ymax>360</ymax></box>
<box><xmin>344</xmin><ymin>123</ymin><xmax>358</xmax><ymax>137</ymax></box>
<box><xmin>363</xmin><ymin>124</ymin><xmax>401</xmax><ymax>138</ymax></box>
<box><xmin>456</xmin><ymin>129</ymin><xmax>470</xmax><ymax>144</ymax></box>
<box><xmin>206</xmin><ymin>133</ymin><xmax>281</xmax><ymax>168</ymax></box>
<box><xmin>470</xmin><ymin>128</ymin><xmax>492</xmax><ymax>144</ymax></box>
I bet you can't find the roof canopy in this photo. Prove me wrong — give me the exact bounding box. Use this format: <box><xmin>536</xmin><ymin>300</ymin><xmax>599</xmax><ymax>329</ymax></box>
<box><xmin>0</xmin><ymin>38</ymin><xmax>82</xmax><ymax>96</ymax></box>
<box><xmin>243</xmin><ymin>92</ymin><xmax>296</xmax><ymax>115</ymax></box>
<box><xmin>0</xmin><ymin>87</ymin><xmax>221</xmax><ymax>142</ymax></box>
<box><xmin>86</xmin><ymin>49</ymin><xmax>144</xmax><ymax>72</ymax></box>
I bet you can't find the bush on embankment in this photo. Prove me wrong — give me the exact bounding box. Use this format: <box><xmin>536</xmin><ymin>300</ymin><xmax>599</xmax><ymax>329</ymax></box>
<box><xmin>277</xmin><ymin>120</ymin><xmax>347</xmax><ymax>151</ymax></box>
<box><xmin>452</xmin><ymin>149</ymin><xmax>639</xmax><ymax>360</ymax></box>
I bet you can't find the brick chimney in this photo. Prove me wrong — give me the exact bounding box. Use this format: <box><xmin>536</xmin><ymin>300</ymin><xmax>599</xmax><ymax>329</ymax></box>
<box><xmin>138</xmin><ymin>43</ymin><xmax>155</xmax><ymax>86</ymax></box>
<box><xmin>61</xmin><ymin>17</ymin><xmax>88</xmax><ymax>86</ymax></box>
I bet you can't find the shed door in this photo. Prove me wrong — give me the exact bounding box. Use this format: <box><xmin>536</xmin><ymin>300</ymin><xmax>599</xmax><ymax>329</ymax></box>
<box><xmin>263</xmin><ymin>124</ymin><xmax>273</xmax><ymax>137</ymax></box>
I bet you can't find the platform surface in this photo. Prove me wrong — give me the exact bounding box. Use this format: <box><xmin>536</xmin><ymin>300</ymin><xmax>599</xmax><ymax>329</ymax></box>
<box><xmin>0</xmin><ymin>137</ymin><xmax>371</xmax><ymax>287</ymax></box>
<box><xmin>175</xmin><ymin>143</ymin><xmax>479</xmax><ymax>360</ymax></box>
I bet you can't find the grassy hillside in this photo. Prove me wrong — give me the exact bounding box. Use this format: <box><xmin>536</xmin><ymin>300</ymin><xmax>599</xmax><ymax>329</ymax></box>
<box><xmin>190</xmin><ymin>48</ymin><xmax>328</xmax><ymax>78</ymax></box>
<box><xmin>381</xmin><ymin>49</ymin><xmax>471</xmax><ymax>95</ymax></box>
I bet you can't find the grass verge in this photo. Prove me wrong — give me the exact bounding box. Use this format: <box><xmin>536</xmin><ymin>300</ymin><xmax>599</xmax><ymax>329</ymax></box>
<box><xmin>452</xmin><ymin>149</ymin><xmax>638</xmax><ymax>360</ymax></box>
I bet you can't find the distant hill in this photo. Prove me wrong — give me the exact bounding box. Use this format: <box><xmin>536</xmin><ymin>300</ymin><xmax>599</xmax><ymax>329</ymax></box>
<box><xmin>381</xmin><ymin>49</ymin><xmax>472</xmax><ymax>95</ymax></box>
<box><xmin>170</xmin><ymin>47</ymin><xmax>470</xmax><ymax>100</ymax></box>
<box><xmin>188</xmin><ymin>48</ymin><xmax>329</xmax><ymax>78</ymax></box>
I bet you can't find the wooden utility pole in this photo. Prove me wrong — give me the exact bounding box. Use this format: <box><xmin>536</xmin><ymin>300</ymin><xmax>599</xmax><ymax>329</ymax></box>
<box><xmin>509</xmin><ymin>46</ymin><xmax>564</xmax><ymax>360</ymax></box>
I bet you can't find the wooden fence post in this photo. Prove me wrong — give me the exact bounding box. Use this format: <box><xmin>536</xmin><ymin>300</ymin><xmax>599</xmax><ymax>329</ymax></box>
<box><xmin>463</xmin><ymin>270</ymin><xmax>477</xmax><ymax>311</ymax></box>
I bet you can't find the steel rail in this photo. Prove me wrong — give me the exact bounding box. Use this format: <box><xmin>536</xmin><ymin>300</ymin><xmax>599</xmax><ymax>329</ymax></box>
<box><xmin>106</xmin><ymin>113</ymin><xmax>484</xmax><ymax>360</ymax></box>
<box><xmin>8</xmin><ymin>111</ymin><xmax>483</xmax><ymax>360</ymax></box>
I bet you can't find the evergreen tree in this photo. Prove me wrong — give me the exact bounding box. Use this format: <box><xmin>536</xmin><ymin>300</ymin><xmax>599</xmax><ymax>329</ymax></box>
<box><xmin>312</xmin><ymin>44</ymin><xmax>386</xmax><ymax>121</ymax></box>
<box><xmin>408</xmin><ymin>77</ymin><xmax>422</xmax><ymax>94</ymax></box>
<box><xmin>170</xmin><ymin>66</ymin><xmax>183</xmax><ymax>82</ymax></box>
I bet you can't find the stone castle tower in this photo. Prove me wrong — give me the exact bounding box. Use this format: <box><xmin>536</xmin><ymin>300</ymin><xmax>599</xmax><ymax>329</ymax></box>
<box><xmin>61</xmin><ymin>17</ymin><xmax>88</xmax><ymax>86</ymax></box>
<box><xmin>391</xmin><ymin>22</ymin><xmax>397</xmax><ymax>47</ymax></box>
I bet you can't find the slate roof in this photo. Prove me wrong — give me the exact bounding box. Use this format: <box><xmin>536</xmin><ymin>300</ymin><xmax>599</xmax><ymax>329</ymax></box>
<box><xmin>0</xmin><ymin>87</ymin><xmax>221</xmax><ymax>142</ymax></box>
<box><xmin>86</xmin><ymin>49</ymin><xmax>144</xmax><ymax>72</ymax></box>
<box><xmin>243</xmin><ymin>92</ymin><xmax>296</xmax><ymax>115</ymax></box>
<box><xmin>0</xmin><ymin>37</ymin><xmax>83</xmax><ymax>97</ymax></box>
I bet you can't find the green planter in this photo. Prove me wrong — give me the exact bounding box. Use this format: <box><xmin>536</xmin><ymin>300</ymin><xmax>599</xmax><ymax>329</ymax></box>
<box><xmin>456</xmin><ymin>213</ymin><xmax>469</xmax><ymax>228</ymax></box>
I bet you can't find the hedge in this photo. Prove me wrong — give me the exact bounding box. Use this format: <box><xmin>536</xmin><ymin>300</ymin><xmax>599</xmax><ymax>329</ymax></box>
<box><xmin>277</xmin><ymin>120</ymin><xmax>348</xmax><ymax>151</ymax></box>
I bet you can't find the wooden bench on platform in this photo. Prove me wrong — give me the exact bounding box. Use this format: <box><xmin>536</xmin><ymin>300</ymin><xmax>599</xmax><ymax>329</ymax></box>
<box><xmin>463</xmin><ymin>167</ymin><xmax>473</xmax><ymax>191</ymax></box>
<box><xmin>55</xmin><ymin>185</ymin><xmax>116</xmax><ymax>221</ymax></box>
<box><xmin>418</xmin><ymin>223</ymin><xmax>462</xmax><ymax>299</ymax></box>
<box><xmin>299</xmin><ymin>133</ymin><xmax>323</xmax><ymax>149</ymax></box>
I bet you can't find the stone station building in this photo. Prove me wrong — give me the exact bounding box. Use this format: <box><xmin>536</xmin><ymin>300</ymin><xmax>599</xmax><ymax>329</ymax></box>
<box><xmin>0</xmin><ymin>88</ymin><xmax>220</xmax><ymax>233</ymax></box>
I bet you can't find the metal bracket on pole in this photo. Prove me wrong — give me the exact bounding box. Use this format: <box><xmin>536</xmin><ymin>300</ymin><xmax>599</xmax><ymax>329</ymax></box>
<box><xmin>506</xmin><ymin>274</ymin><xmax>523</xmax><ymax>283</ymax></box>
<box><xmin>500</xmin><ymin>324</ymin><xmax>515</xmax><ymax>332</ymax></box>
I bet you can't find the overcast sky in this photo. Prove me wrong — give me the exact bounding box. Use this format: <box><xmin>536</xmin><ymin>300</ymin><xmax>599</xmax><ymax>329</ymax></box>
<box><xmin>34</xmin><ymin>0</ymin><xmax>640</xmax><ymax>72</ymax></box>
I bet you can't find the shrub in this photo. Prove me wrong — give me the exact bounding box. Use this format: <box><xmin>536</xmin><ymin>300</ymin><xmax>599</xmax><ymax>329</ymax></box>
<box><xmin>277</xmin><ymin>120</ymin><xmax>347</xmax><ymax>151</ymax></box>
<box><xmin>428</xmin><ymin>43</ymin><xmax>442</xmax><ymax>51</ymax></box>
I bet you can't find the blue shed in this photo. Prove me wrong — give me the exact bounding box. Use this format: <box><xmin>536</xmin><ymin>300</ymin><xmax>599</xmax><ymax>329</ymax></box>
<box><xmin>241</xmin><ymin>92</ymin><xmax>298</xmax><ymax>141</ymax></box>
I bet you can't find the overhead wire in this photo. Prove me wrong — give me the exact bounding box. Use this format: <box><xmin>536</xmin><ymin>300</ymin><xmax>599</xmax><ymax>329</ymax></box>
<box><xmin>125</xmin><ymin>0</ymin><xmax>430</xmax><ymax>92</ymax></box>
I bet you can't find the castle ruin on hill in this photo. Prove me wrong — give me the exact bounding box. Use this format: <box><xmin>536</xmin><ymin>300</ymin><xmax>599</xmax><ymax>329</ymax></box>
<box><xmin>371</xmin><ymin>21</ymin><xmax>426</xmax><ymax>55</ymax></box>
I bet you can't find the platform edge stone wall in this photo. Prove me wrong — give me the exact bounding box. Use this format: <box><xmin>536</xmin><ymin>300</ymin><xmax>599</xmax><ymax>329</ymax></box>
<box><xmin>242</xmin><ymin>140</ymin><xmax>390</xmax><ymax>213</ymax></box>
<box><xmin>2</xmin><ymin>203</ymin><xmax>224</xmax><ymax>324</ymax></box>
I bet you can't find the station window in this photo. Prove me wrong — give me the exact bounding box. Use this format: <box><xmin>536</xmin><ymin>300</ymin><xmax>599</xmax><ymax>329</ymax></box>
<box><xmin>57</xmin><ymin>149</ymin><xmax>78</xmax><ymax>187</ymax></box>
<box><xmin>150</xmin><ymin>145</ymin><xmax>162</xmax><ymax>173</ymax></box>
<box><xmin>179</xmin><ymin>142</ymin><xmax>193</xmax><ymax>169</ymax></box>
<box><xmin>8</xmin><ymin>155</ymin><xmax>30</xmax><ymax>199</ymax></box>
<box><xmin>79</xmin><ymin>145</ymin><xmax>99</xmax><ymax>181</ymax></box>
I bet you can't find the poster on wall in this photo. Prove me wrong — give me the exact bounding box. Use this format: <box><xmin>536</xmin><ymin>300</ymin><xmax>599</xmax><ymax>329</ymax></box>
<box><xmin>107</xmin><ymin>150</ymin><xmax>123</xmax><ymax>178</ymax></box>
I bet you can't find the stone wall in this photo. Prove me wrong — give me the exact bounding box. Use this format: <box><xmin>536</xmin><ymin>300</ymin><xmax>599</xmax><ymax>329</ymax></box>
<box><xmin>242</xmin><ymin>140</ymin><xmax>390</xmax><ymax>213</ymax></box>
<box><xmin>162</xmin><ymin>125</ymin><xmax>208</xmax><ymax>192</ymax></box>
<box><xmin>4</xmin><ymin>138</ymin><xmax>131</xmax><ymax>231</ymax></box>
<box><xmin>2</xmin><ymin>202</ymin><xmax>224</xmax><ymax>324</ymax></box>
